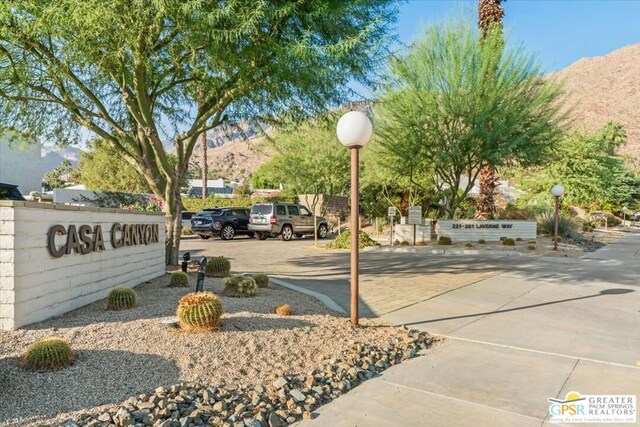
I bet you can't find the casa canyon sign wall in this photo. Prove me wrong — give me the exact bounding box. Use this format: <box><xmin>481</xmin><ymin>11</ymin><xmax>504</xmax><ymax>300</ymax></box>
<box><xmin>0</xmin><ymin>201</ymin><xmax>165</xmax><ymax>330</ymax></box>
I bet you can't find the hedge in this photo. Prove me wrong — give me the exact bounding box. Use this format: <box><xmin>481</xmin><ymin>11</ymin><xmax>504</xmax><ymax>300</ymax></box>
<box><xmin>182</xmin><ymin>194</ymin><xmax>298</xmax><ymax>213</ymax></box>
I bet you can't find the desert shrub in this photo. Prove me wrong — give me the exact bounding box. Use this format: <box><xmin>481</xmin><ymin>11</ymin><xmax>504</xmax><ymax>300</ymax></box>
<box><xmin>169</xmin><ymin>271</ymin><xmax>189</xmax><ymax>287</ymax></box>
<box><xmin>223</xmin><ymin>275</ymin><xmax>258</xmax><ymax>297</ymax></box>
<box><xmin>582</xmin><ymin>221</ymin><xmax>596</xmax><ymax>232</ymax></box>
<box><xmin>252</xmin><ymin>273</ymin><xmax>269</xmax><ymax>288</ymax></box>
<box><xmin>464</xmin><ymin>243</ymin><xmax>473</xmax><ymax>248</ymax></box>
<box><xmin>177</xmin><ymin>292</ymin><xmax>224</xmax><ymax>331</ymax></box>
<box><xmin>502</xmin><ymin>238</ymin><xmax>515</xmax><ymax>246</ymax></box>
<box><xmin>438</xmin><ymin>236</ymin><xmax>452</xmax><ymax>245</ymax></box>
<box><xmin>106</xmin><ymin>287</ymin><xmax>137</xmax><ymax>310</ymax></box>
<box><xmin>22</xmin><ymin>338</ymin><xmax>74</xmax><ymax>371</ymax></box>
<box><xmin>393</xmin><ymin>239</ymin><xmax>401</xmax><ymax>246</ymax></box>
<box><xmin>205</xmin><ymin>257</ymin><xmax>231</xmax><ymax>277</ymax></box>
<box><xmin>515</xmin><ymin>237</ymin><xmax>522</xmax><ymax>241</ymax></box>
<box><xmin>537</xmin><ymin>211</ymin><xmax>574</xmax><ymax>237</ymax></box>
<box><xmin>325</xmin><ymin>230</ymin><xmax>380</xmax><ymax>250</ymax></box>
<box><xmin>478</xmin><ymin>239</ymin><xmax>486</xmax><ymax>244</ymax></box>
<box><xmin>528</xmin><ymin>240</ymin><xmax>536</xmax><ymax>245</ymax></box>
<box><xmin>416</xmin><ymin>240</ymin><xmax>428</xmax><ymax>246</ymax></box>
<box><xmin>273</xmin><ymin>304</ymin><xmax>293</xmax><ymax>316</ymax></box>
<box><xmin>527</xmin><ymin>244</ymin><xmax>536</xmax><ymax>250</ymax></box>
<box><xmin>400</xmin><ymin>241</ymin><xmax>410</xmax><ymax>246</ymax></box>
<box><xmin>181</xmin><ymin>227</ymin><xmax>193</xmax><ymax>236</ymax></box>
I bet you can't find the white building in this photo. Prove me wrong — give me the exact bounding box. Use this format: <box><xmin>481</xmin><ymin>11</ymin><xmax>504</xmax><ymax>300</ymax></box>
<box><xmin>185</xmin><ymin>179</ymin><xmax>234</xmax><ymax>198</ymax></box>
<box><xmin>0</xmin><ymin>136</ymin><xmax>42</xmax><ymax>195</ymax></box>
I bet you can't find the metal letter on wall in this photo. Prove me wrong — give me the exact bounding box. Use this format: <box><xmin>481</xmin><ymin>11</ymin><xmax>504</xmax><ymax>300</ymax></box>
<box><xmin>47</xmin><ymin>224</ymin><xmax>67</xmax><ymax>258</ymax></box>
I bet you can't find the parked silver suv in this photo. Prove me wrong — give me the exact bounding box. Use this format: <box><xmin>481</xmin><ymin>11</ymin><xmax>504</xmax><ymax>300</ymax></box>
<box><xmin>248</xmin><ymin>202</ymin><xmax>329</xmax><ymax>241</ymax></box>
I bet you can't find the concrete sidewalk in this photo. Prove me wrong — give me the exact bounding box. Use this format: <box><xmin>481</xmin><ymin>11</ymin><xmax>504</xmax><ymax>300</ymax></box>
<box><xmin>299</xmin><ymin>232</ymin><xmax>640</xmax><ymax>426</ymax></box>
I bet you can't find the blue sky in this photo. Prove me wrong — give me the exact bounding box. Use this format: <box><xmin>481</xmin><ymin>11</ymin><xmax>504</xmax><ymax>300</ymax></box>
<box><xmin>397</xmin><ymin>0</ymin><xmax>640</xmax><ymax>72</ymax></box>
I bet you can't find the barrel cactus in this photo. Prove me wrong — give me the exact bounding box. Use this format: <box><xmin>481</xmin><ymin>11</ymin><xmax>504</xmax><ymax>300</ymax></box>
<box><xmin>502</xmin><ymin>238</ymin><xmax>515</xmax><ymax>246</ymax></box>
<box><xmin>22</xmin><ymin>338</ymin><xmax>74</xmax><ymax>371</ymax></box>
<box><xmin>223</xmin><ymin>275</ymin><xmax>257</xmax><ymax>297</ymax></box>
<box><xmin>177</xmin><ymin>292</ymin><xmax>224</xmax><ymax>331</ymax></box>
<box><xmin>106</xmin><ymin>287</ymin><xmax>137</xmax><ymax>310</ymax></box>
<box><xmin>205</xmin><ymin>257</ymin><xmax>231</xmax><ymax>277</ymax></box>
<box><xmin>169</xmin><ymin>271</ymin><xmax>189</xmax><ymax>287</ymax></box>
<box><xmin>252</xmin><ymin>273</ymin><xmax>270</xmax><ymax>288</ymax></box>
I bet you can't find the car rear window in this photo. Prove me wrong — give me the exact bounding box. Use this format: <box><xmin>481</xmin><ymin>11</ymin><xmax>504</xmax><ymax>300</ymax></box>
<box><xmin>182</xmin><ymin>212</ymin><xmax>194</xmax><ymax>220</ymax></box>
<box><xmin>251</xmin><ymin>204</ymin><xmax>272</xmax><ymax>215</ymax></box>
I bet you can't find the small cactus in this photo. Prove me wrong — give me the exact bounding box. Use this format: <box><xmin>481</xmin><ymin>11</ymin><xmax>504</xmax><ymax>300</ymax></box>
<box><xmin>438</xmin><ymin>236</ymin><xmax>452</xmax><ymax>245</ymax></box>
<box><xmin>252</xmin><ymin>273</ymin><xmax>270</xmax><ymax>288</ymax></box>
<box><xmin>107</xmin><ymin>287</ymin><xmax>137</xmax><ymax>310</ymax></box>
<box><xmin>205</xmin><ymin>257</ymin><xmax>231</xmax><ymax>277</ymax></box>
<box><xmin>177</xmin><ymin>292</ymin><xmax>224</xmax><ymax>331</ymax></box>
<box><xmin>223</xmin><ymin>275</ymin><xmax>258</xmax><ymax>297</ymax></box>
<box><xmin>502</xmin><ymin>238</ymin><xmax>515</xmax><ymax>246</ymax></box>
<box><xmin>273</xmin><ymin>304</ymin><xmax>293</xmax><ymax>316</ymax></box>
<box><xmin>22</xmin><ymin>338</ymin><xmax>74</xmax><ymax>371</ymax></box>
<box><xmin>478</xmin><ymin>239</ymin><xmax>486</xmax><ymax>244</ymax></box>
<box><xmin>169</xmin><ymin>271</ymin><xmax>189</xmax><ymax>287</ymax></box>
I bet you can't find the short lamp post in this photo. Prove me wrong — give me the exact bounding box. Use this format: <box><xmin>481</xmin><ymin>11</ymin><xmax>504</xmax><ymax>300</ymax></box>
<box><xmin>622</xmin><ymin>206</ymin><xmax>628</xmax><ymax>227</ymax></box>
<box><xmin>337</xmin><ymin>111</ymin><xmax>373</xmax><ymax>325</ymax></box>
<box><xmin>551</xmin><ymin>184</ymin><xmax>564</xmax><ymax>250</ymax></box>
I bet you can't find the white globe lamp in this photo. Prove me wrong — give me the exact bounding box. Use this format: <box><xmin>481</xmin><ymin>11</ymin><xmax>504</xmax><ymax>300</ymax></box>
<box><xmin>336</xmin><ymin>111</ymin><xmax>372</xmax><ymax>148</ymax></box>
<box><xmin>551</xmin><ymin>184</ymin><xmax>565</xmax><ymax>197</ymax></box>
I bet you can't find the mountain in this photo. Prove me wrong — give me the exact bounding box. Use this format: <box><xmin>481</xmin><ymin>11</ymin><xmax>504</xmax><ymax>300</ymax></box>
<box><xmin>41</xmin><ymin>145</ymin><xmax>84</xmax><ymax>175</ymax></box>
<box><xmin>552</xmin><ymin>43</ymin><xmax>640</xmax><ymax>168</ymax></box>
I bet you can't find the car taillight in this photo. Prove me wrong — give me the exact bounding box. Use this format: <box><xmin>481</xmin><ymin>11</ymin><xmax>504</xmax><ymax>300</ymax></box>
<box><xmin>270</xmin><ymin>216</ymin><xmax>277</xmax><ymax>224</ymax></box>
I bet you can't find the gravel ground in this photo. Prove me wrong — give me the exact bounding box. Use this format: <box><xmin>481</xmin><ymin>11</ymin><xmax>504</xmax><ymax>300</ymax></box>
<box><xmin>0</xmin><ymin>274</ymin><xmax>421</xmax><ymax>427</ymax></box>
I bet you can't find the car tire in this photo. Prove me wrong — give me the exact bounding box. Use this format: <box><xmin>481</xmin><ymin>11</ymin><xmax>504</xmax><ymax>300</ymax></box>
<box><xmin>247</xmin><ymin>231</ymin><xmax>255</xmax><ymax>238</ymax></box>
<box><xmin>258</xmin><ymin>232</ymin><xmax>269</xmax><ymax>240</ymax></box>
<box><xmin>317</xmin><ymin>224</ymin><xmax>328</xmax><ymax>239</ymax></box>
<box><xmin>295</xmin><ymin>233</ymin><xmax>304</xmax><ymax>238</ymax></box>
<box><xmin>220</xmin><ymin>225</ymin><xmax>235</xmax><ymax>240</ymax></box>
<box><xmin>199</xmin><ymin>234</ymin><xmax>211</xmax><ymax>240</ymax></box>
<box><xmin>280</xmin><ymin>225</ymin><xmax>293</xmax><ymax>241</ymax></box>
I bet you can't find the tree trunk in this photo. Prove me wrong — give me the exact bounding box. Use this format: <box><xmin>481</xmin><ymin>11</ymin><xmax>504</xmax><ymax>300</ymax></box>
<box><xmin>200</xmin><ymin>130</ymin><xmax>208</xmax><ymax>199</ymax></box>
<box><xmin>164</xmin><ymin>190</ymin><xmax>182</xmax><ymax>266</ymax></box>
<box><xmin>476</xmin><ymin>165</ymin><xmax>499</xmax><ymax>219</ymax></box>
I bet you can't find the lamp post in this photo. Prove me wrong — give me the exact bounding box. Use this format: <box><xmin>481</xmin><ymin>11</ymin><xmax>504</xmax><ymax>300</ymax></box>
<box><xmin>551</xmin><ymin>184</ymin><xmax>564</xmax><ymax>250</ymax></box>
<box><xmin>622</xmin><ymin>206</ymin><xmax>628</xmax><ymax>227</ymax></box>
<box><xmin>337</xmin><ymin>111</ymin><xmax>373</xmax><ymax>325</ymax></box>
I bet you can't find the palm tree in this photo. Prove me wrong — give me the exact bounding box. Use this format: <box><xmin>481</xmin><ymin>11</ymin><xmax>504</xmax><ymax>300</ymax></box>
<box><xmin>197</xmin><ymin>89</ymin><xmax>208</xmax><ymax>199</ymax></box>
<box><xmin>599</xmin><ymin>121</ymin><xmax>627</xmax><ymax>153</ymax></box>
<box><xmin>476</xmin><ymin>0</ymin><xmax>505</xmax><ymax>219</ymax></box>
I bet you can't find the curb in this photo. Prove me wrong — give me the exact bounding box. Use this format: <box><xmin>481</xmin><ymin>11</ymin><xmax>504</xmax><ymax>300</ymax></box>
<box><xmin>270</xmin><ymin>278</ymin><xmax>348</xmax><ymax>315</ymax></box>
<box><xmin>366</xmin><ymin>247</ymin><xmax>527</xmax><ymax>257</ymax></box>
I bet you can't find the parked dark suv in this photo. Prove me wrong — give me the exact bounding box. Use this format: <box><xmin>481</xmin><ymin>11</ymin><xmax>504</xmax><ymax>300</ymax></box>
<box><xmin>191</xmin><ymin>207</ymin><xmax>254</xmax><ymax>240</ymax></box>
<box><xmin>0</xmin><ymin>183</ymin><xmax>25</xmax><ymax>201</ymax></box>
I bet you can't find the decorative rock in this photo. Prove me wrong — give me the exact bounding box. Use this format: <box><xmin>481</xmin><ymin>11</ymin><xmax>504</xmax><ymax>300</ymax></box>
<box><xmin>272</xmin><ymin>377</ymin><xmax>288</xmax><ymax>390</ymax></box>
<box><xmin>267</xmin><ymin>413</ymin><xmax>284</xmax><ymax>427</ymax></box>
<box><xmin>289</xmin><ymin>389</ymin><xmax>306</xmax><ymax>403</ymax></box>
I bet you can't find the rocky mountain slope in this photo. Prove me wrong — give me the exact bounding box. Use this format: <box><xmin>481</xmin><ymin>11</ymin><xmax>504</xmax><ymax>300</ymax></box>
<box><xmin>552</xmin><ymin>43</ymin><xmax>640</xmax><ymax>168</ymax></box>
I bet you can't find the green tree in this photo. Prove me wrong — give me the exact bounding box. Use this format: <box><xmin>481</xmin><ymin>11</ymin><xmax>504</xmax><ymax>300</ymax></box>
<box><xmin>257</xmin><ymin>115</ymin><xmax>351</xmax><ymax>217</ymax></box>
<box><xmin>375</xmin><ymin>19</ymin><xmax>566</xmax><ymax>218</ymax></box>
<box><xmin>0</xmin><ymin>0</ymin><xmax>399</xmax><ymax>264</ymax></box>
<box><xmin>513</xmin><ymin>125</ymin><xmax>640</xmax><ymax>211</ymax></box>
<box><xmin>79</xmin><ymin>139</ymin><xmax>151</xmax><ymax>193</ymax></box>
<box><xmin>42</xmin><ymin>159</ymin><xmax>74</xmax><ymax>191</ymax></box>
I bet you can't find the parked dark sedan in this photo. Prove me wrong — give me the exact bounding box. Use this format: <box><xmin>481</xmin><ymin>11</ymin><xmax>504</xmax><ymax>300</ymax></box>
<box><xmin>191</xmin><ymin>207</ymin><xmax>254</xmax><ymax>240</ymax></box>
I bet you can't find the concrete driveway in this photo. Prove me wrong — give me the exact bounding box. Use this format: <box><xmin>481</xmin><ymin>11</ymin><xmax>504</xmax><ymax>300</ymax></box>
<box><xmin>181</xmin><ymin>232</ymin><xmax>640</xmax><ymax>426</ymax></box>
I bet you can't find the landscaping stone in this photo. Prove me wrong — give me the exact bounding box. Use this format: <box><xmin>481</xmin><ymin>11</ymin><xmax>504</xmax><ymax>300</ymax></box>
<box><xmin>65</xmin><ymin>331</ymin><xmax>432</xmax><ymax>427</ymax></box>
